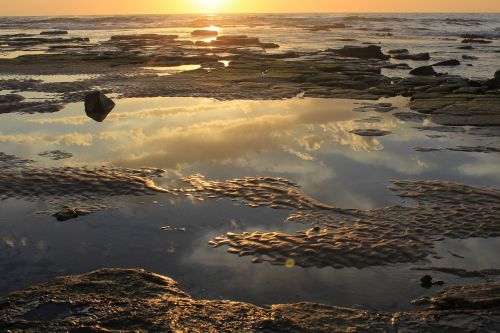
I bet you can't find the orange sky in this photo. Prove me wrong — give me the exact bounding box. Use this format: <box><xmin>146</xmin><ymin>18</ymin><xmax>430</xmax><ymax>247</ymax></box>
<box><xmin>2</xmin><ymin>0</ymin><xmax>499</xmax><ymax>15</ymax></box>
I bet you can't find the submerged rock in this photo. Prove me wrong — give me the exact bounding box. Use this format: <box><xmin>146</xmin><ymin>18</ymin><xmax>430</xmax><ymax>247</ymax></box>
<box><xmin>84</xmin><ymin>91</ymin><xmax>115</xmax><ymax>122</ymax></box>
<box><xmin>410</xmin><ymin>66</ymin><xmax>436</xmax><ymax>76</ymax></box>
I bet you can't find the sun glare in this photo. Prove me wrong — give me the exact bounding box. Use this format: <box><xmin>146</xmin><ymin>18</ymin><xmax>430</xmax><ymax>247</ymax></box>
<box><xmin>192</xmin><ymin>0</ymin><xmax>225</xmax><ymax>13</ymax></box>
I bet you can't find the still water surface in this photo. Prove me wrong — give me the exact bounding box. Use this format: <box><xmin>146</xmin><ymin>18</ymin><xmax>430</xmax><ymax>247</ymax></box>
<box><xmin>1</xmin><ymin>95</ymin><xmax>499</xmax><ymax>311</ymax></box>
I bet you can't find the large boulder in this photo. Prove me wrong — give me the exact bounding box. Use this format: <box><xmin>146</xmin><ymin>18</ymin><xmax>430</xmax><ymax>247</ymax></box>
<box><xmin>329</xmin><ymin>45</ymin><xmax>390</xmax><ymax>60</ymax></box>
<box><xmin>84</xmin><ymin>91</ymin><xmax>115</xmax><ymax>122</ymax></box>
<box><xmin>410</xmin><ymin>66</ymin><xmax>436</xmax><ymax>76</ymax></box>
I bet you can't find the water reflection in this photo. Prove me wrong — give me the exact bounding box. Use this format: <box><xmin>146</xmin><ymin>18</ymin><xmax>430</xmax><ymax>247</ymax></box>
<box><xmin>1</xmin><ymin>95</ymin><xmax>500</xmax><ymax>310</ymax></box>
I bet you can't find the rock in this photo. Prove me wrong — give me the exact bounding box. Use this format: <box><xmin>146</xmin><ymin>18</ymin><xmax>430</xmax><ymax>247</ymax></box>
<box><xmin>420</xmin><ymin>275</ymin><xmax>433</xmax><ymax>289</ymax></box>
<box><xmin>0</xmin><ymin>94</ymin><xmax>25</xmax><ymax>104</ymax></box>
<box><xmin>383</xmin><ymin>63</ymin><xmax>411</xmax><ymax>69</ymax></box>
<box><xmin>52</xmin><ymin>208</ymin><xmax>91</xmax><ymax>222</ymax></box>
<box><xmin>393</xmin><ymin>52</ymin><xmax>430</xmax><ymax>61</ymax></box>
<box><xmin>432</xmin><ymin>59</ymin><xmax>460</xmax><ymax>66</ymax></box>
<box><xmin>38</xmin><ymin>150</ymin><xmax>73</xmax><ymax>160</ymax></box>
<box><xmin>329</xmin><ymin>45</ymin><xmax>390</xmax><ymax>60</ymax></box>
<box><xmin>410</xmin><ymin>66</ymin><xmax>436</xmax><ymax>76</ymax></box>
<box><xmin>84</xmin><ymin>91</ymin><xmax>115</xmax><ymax>122</ymax></box>
<box><xmin>485</xmin><ymin>70</ymin><xmax>500</xmax><ymax>89</ymax></box>
<box><xmin>350</xmin><ymin>129</ymin><xmax>391</xmax><ymax>136</ymax></box>
<box><xmin>460</xmin><ymin>33</ymin><xmax>489</xmax><ymax>39</ymax></box>
<box><xmin>2</xmin><ymin>269</ymin><xmax>499</xmax><ymax>332</ymax></box>
<box><xmin>191</xmin><ymin>30</ymin><xmax>218</xmax><ymax>37</ymax></box>
<box><xmin>40</xmin><ymin>30</ymin><xmax>68</xmax><ymax>35</ymax></box>
<box><xmin>205</xmin><ymin>35</ymin><xmax>279</xmax><ymax>49</ymax></box>
<box><xmin>388</xmin><ymin>48</ymin><xmax>409</xmax><ymax>54</ymax></box>
<box><xmin>462</xmin><ymin>55</ymin><xmax>478</xmax><ymax>60</ymax></box>
<box><xmin>461</xmin><ymin>38</ymin><xmax>492</xmax><ymax>44</ymax></box>
<box><xmin>457</xmin><ymin>45</ymin><xmax>474</xmax><ymax>50</ymax></box>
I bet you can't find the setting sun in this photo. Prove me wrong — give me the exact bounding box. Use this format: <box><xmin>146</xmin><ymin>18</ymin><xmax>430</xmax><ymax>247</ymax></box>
<box><xmin>192</xmin><ymin>0</ymin><xmax>225</xmax><ymax>13</ymax></box>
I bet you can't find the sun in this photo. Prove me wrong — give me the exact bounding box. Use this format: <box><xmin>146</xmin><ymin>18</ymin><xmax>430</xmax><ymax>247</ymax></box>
<box><xmin>192</xmin><ymin>0</ymin><xmax>225</xmax><ymax>13</ymax></box>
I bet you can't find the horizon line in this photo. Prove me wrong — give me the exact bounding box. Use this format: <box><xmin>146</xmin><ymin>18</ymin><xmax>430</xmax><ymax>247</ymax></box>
<box><xmin>1</xmin><ymin>11</ymin><xmax>499</xmax><ymax>17</ymax></box>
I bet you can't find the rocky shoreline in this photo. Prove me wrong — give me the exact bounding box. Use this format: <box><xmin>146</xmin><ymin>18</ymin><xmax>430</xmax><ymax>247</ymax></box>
<box><xmin>0</xmin><ymin>268</ymin><xmax>499</xmax><ymax>332</ymax></box>
<box><xmin>1</xmin><ymin>31</ymin><xmax>499</xmax><ymax>126</ymax></box>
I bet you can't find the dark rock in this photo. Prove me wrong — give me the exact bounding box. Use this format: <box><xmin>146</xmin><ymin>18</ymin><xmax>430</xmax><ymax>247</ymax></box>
<box><xmin>457</xmin><ymin>45</ymin><xmax>474</xmax><ymax>50</ymax></box>
<box><xmin>388</xmin><ymin>48</ymin><xmax>408</xmax><ymax>54</ymax></box>
<box><xmin>383</xmin><ymin>63</ymin><xmax>411</xmax><ymax>69</ymax></box>
<box><xmin>420</xmin><ymin>275</ymin><xmax>433</xmax><ymax>289</ymax></box>
<box><xmin>203</xmin><ymin>35</ymin><xmax>279</xmax><ymax>49</ymax></box>
<box><xmin>328</xmin><ymin>45</ymin><xmax>390</xmax><ymax>60</ymax></box>
<box><xmin>393</xmin><ymin>52</ymin><xmax>430</xmax><ymax>61</ymax></box>
<box><xmin>191</xmin><ymin>30</ymin><xmax>218</xmax><ymax>37</ymax></box>
<box><xmin>461</xmin><ymin>38</ymin><xmax>492</xmax><ymax>44</ymax></box>
<box><xmin>460</xmin><ymin>33</ymin><xmax>489</xmax><ymax>39</ymax></box>
<box><xmin>410</xmin><ymin>66</ymin><xmax>436</xmax><ymax>76</ymax></box>
<box><xmin>0</xmin><ymin>94</ymin><xmax>25</xmax><ymax>104</ymax></box>
<box><xmin>485</xmin><ymin>70</ymin><xmax>500</xmax><ymax>89</ymax></box>
<box><xmin>462</xmin><ymin>55</ymin><xmax>478</xmax><ymax>60</ymax></box>
<box><xmin>350</xmin><ymin>129</ymin><xmax>391</xmax><ymax>136</ymax></box>
<box><xmin>84</xmin><ymin>91</ymin><xmax>115</xmax><ymax>122</ymax></box>
<box><xmin>52</xmin><ymin>208</ymin><xmax>90</xmax><ymax>222</ymax></box>
<box><xmin>432</xmin><ymin>59</ymin><xmax>460</xmax><ymax>66</ymax></box>
<box><xmin>40</xmin><ymin>30</ymin><xmax>68</xmax><ymax>35</ymax></box>
<box><xmin>216</xmin><ymin>35</ymin><xmax>260</xmax><ymax>45</ymax></box>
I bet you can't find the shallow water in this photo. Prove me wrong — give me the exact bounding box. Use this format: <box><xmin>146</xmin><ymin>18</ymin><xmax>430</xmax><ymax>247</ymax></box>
<box><xmin>0</xmin><ymin>95</ymin><xmax>499</xmax><ymax>310</ymax></box>
<box><xmin>1</xmin><ymin>12</ymin><xmax>500</xmax><ymax>311</ymax></box>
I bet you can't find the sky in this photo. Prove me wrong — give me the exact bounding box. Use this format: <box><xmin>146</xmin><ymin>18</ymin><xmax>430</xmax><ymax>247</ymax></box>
<box><xmin>2</xmin><ymin>0</ymin><xmax>499</xmax><ymax>15</ymax></box>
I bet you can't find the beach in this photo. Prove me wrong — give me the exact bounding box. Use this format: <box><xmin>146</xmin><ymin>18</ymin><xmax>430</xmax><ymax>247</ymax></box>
<box><xmin>0</xmin><ymin>13</ymin><xmax>500</xmax><ymax>332</ymax></box>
